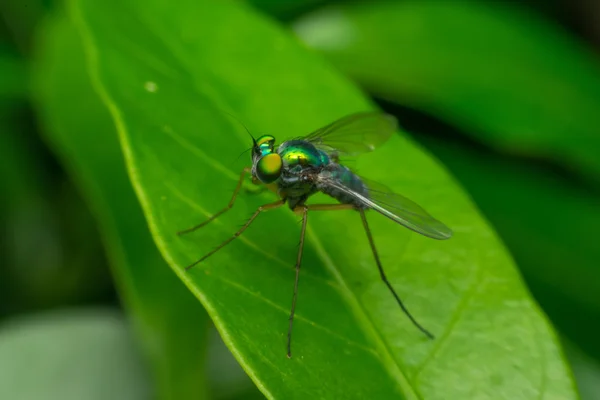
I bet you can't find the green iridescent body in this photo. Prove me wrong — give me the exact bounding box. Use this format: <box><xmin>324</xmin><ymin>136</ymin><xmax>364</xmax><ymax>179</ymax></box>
<box><xmin>258</xmin><ymin>138</ymin><xmax>369</xmax><ymax>209</ymax></box>
<box><xmin>246</xmin><ymin>113</ymin><xmax>452</xmax><ymax>241</ymax></box>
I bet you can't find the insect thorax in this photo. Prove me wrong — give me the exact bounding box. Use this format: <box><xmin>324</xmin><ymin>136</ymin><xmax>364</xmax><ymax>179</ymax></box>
<box><xmin>273</xmin><ymin>140</ymin><xmax>368</xmax><ymax>209</ymax></box>
<box><xmin>278</xmin><ymin>140</ymin><xmax>329</xmax><ymax>169</ymax></box>
<box><xmin>275</xmin><ymin>140</ymin><xmax>327</xmax><ymax>208</ymax></box>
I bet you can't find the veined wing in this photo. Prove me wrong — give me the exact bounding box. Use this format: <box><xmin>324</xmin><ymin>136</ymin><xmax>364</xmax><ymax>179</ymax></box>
<box><xmin>317</xmin><ymin>175</ymin><xmax>453</xmax><ymax>240</ymax></box>
<box><xmin>300</xmin><ymin>112</ymin><xmax>398</xmax><ymax>157</ymax></box>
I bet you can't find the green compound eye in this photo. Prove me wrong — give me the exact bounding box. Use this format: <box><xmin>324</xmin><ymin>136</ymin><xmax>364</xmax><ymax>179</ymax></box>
<box><xmin>256</xmin><ymin>153</ymin><xmax>282</xmax><ymax>183</ymax></box>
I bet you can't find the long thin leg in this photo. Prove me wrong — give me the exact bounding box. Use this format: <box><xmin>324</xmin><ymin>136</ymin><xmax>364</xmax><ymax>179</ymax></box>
<box><xmin>286</xmin><ymin>203</ymin><xmax>351</xmax><ymax>358</ymax></box>
<box><xmin>359</xmin><ymin>209</ymin><xmax>434</xmax><ymax>339</ymax></box>
<box><xmin>287</xmin><ymin>205</ymin><xmax>308</xmax><ymax>358</ymax></box>
<box><xmin>178</xmin><ymin>166</ymin><xmax>251</xmax><ymax>236</ymax></box>
<box><xmin>185</xmin><ymin>199</ymin><xmax>285</xmax><ymax>271</ymax></box>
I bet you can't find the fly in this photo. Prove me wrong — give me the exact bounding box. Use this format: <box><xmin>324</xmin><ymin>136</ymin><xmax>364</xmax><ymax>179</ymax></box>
<box><xmin>178</xmin><ymin>111</ymin><xmax>453</xmax><ymax>358</ymax></box>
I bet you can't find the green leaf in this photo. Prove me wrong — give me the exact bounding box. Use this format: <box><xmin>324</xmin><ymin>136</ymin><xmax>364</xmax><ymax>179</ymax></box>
<box><xmin>0</xmin><ymin>50</ymin><xmax>27</xmax><ymax>101</ymax></box>
<box><xmin>32</xmin><ymin>13</ymin><xmax>211</xmax><ymax>400</ymax></box>
<box><xmin>0</xmin><ymin>309</ymin><xmax>150</xmax><ymax>400</ymax></box>
<box><xmin>0</xmin><ymin>0</ymin><xmax>50</xmax><ymax>54</ymax></box>
<box><xmin>69</xmin><ymin>0</ymin><xmax>577</xmax><ymax>398</ymax></box>
<box><xmin>0</xmin><ymin>65</ymin><xmax>109</xmax><ymax>314</ymax></box>
<box><xmin>414</xmin><ymin>133</ymin><xmax>600</xmax><ymax>360</ymax></box>
<box><xmin>245</xmin><ymin>0</ymin><xmax>328</xmax><ymax>21</ymax></box>
<box><xmin>293</xmin><ymin>1</ymin><xmax>600</xmax><ymax>182</ymax></box>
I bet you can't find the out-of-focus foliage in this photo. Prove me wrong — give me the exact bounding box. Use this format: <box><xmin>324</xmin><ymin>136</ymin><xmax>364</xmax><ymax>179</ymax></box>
<box><xmin>246</xmin><ymin>0</ymin><xmax>327</xmax><ymax>21</ymax></box>
<box><xmin>565</xmin><ymin>339</ymin><xmax>600</xmax><ymax>400</ymax></box>
<box><xmin>0</xmin><ymin>50</ymin><xmax>26</xmax><ymax>100</ymax></box>
<box><xmin>1</xmin><ymin>0</ymin><xmax>599</xmax><ymax>398</ymax></box>
<box><xmin>0</xmin><ymin>309</ymin><xmax>150</xmax><ymax>400</ymax></box>
<box><xmin>0</xmin><ymin>69</ymin><xmax>111</xmax><ymax>317</ymax></box>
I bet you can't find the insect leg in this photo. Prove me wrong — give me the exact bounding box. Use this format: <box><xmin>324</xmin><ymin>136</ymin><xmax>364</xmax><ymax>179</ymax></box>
<box><xmin>178</xmin><ymin>166</ymin><xmax>252</xmax><ymax>235</ymax></box>
<box><xmin>184</xmin><ymin>199</ymin><xmax>285</xmax><ymax>271</ymax></box>
<box><xmin>286</xmin><ymin>203</ymin><xmax>351</xmax><ymax>357</ymax></box>
<box><xmin>359</xmin><ymin>209</ymin><xmax>434</xmax><ymax>339</ymax></box>
<box><xmin>287</xmin><ymin>205</ymin><xmax>308</xmax><ymax>358</ymax></box>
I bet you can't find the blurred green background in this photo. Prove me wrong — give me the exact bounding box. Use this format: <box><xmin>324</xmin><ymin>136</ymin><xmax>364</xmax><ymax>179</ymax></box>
<box><xmin>2</xmin><ymin>0</ymin><xmax>600</xmax><ymax>398</ymax></box>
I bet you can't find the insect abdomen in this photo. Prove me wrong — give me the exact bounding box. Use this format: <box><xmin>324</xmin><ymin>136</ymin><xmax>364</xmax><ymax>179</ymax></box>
<box><xmin>317</xmin><ymin>164</ymin><xmax>368</xmax><ymax>208</ymax></box>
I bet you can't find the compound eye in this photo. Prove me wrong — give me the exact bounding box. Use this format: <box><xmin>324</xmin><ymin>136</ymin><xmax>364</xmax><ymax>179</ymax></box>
<box><xmin>256</xmin><ymin>153</ymin><xmax>282</xmax><ymax>183</ymax></box>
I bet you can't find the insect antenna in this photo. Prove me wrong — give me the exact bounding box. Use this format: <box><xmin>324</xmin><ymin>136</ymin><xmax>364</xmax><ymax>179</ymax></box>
<box><xmin>231</xmin><ymin>147</ymin><xmax>253</xmax><ymax>166</ymax></box>
<box><xmin>218</xmin><ymin>109</ymin><xmax>257</xmax><ymax>145</ymax></box>
<box><xmin>214</xmin><ymin>110</ymin><xmax>258</xmax><ymax>168</ymax></box>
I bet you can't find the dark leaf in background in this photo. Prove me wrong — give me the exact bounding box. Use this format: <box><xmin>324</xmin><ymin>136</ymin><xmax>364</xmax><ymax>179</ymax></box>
<box><xmin>0</xmin><ymin>72</ymin><xmax>112</xmax><ymax>317</ymax></box>
<box><xmin>564</xmin><ymin>338</ymin><xmax>600</xmax><ymax>400</ymax></box>
<box><xmin>0</xmin><ymin>49</ymin><xmax>27</xmax><ymax>100</ymax></box>
<box><xmin>246</xmin><ymin>0</ymin><xmax>329</xmax><ymax>21</ymax></box>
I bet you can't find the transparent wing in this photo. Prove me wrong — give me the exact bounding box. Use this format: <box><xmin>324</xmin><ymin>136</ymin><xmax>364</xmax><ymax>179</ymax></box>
<box><xmin>317</xmin><ymin>175</ymin><xmax>453</xmax><ymax>240</ymax></box>
<box><xmin>300</xmin><ymin>112</ymin><xmax>398</xmax><ymax>157</ymax></box>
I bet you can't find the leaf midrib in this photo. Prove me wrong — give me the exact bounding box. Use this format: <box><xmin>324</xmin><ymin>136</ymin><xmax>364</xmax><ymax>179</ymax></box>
<box><xmin>306</xmin><ymin>226</ymin><xmax>420</xmax><ymax>399</ymax></box>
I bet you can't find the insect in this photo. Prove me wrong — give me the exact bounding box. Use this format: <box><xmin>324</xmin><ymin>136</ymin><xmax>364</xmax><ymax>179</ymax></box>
<box><xmin>179</xmin><ymin>111</ymin><xmax>453</xmax><ymax>358</ymax></box>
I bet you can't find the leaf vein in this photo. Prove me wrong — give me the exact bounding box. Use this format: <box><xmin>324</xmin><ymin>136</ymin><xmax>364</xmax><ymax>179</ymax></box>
<box><xmin>412</xmin><ymin>264</ymin><xmax>485</xmax><ymax>381</ymax></box>
<box><xmin>162</xmin><ymin>125</ymin><xmax>240</xmax><ymax>180</ymax></box>
<box><xmin>213</xmin><ymin>274</ymin><xmax>379</xmax><ymax>355</ymax></box>
<box><xmin>306</xmin><ymin>226</ymin><xmax>421</xmax><ymax>400</ymax></box>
